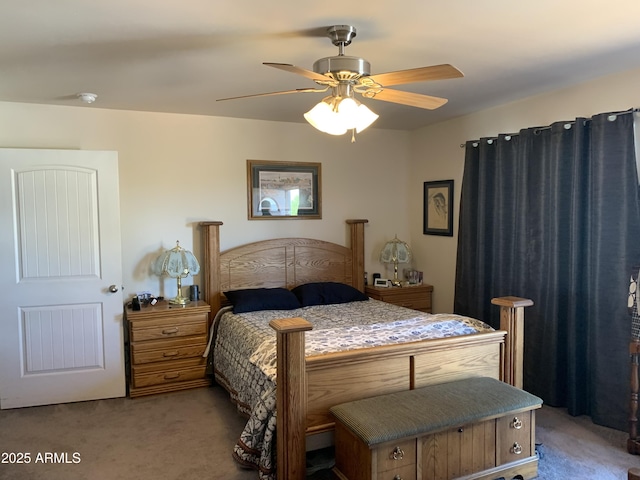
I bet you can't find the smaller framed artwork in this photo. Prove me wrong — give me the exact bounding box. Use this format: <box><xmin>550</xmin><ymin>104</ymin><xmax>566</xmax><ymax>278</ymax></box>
<box><xmin>247</xmin><ymin>160</ymin><xmax>322</xmax><ymax>220</ymax></box>
<box><xmin>423</xmin><ymin>180</ymin><xmax>454</xmax><ymax>236</ymax></box>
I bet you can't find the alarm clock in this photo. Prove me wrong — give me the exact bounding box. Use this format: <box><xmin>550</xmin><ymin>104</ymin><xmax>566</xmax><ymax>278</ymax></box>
<box><xmin>373</xmin><ymin>278</ymin><xmax>391</xmax><ymax>288</ymax></box>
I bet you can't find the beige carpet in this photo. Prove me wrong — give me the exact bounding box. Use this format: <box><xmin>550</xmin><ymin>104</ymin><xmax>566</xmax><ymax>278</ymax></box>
<box><xmin>536</xmin><ymin>405</ymin><xmax>640</xmax><ymax>479</ymax></box>
<box><xmin>0</xmin><ymin>385</ymin><xmax>639</xmax><ymax>479</ymax></box>
<box><xmin>0</xmin><ymin>386</ymin><xmax>255</xmax><ymax>480</ymax></box>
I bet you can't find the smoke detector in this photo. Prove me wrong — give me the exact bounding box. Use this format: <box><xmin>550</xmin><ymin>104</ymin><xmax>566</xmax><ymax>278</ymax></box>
<box><xmin>77</xmin><ymin>93</ymin><xmax>97</xmax><ymax>104</ymax></box>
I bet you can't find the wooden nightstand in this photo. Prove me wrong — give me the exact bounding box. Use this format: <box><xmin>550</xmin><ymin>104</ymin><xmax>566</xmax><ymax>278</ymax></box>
<box><xmin>365</xmin><ymin>283</ymin><xmax>433</xmax><ymax>313</ymax></box>
<box><xmin>125</xmin><ymin>300</ymin><xmax>211</xmax><ymax>398</ymax></box>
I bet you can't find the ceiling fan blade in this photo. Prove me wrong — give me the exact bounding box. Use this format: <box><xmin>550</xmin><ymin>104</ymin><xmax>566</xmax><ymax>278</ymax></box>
<box><xmin>218</xmin><ymin>87</ymin><xmax>327</xmax><ymax>101</ymax></box>
<box><xmin>365</xmin><ymin>88</ymin><xmax>448</xmax><ymax>110</ymax></box>
<box><xmin>264</xmin><ymin>62</ymin><xmax>333</xmax><ymax>83</ymax></box>
<box><xmin>367</xmin><ymin>64</ymin><xmax>463</xmax><ymax>87</ymax></box>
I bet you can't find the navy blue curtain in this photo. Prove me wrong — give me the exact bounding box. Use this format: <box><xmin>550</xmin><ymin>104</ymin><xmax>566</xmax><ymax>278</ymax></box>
<box><xmin>454</xmin><ymin>111</ymin><xmax>640</xmax><ymax>430</ymax></box>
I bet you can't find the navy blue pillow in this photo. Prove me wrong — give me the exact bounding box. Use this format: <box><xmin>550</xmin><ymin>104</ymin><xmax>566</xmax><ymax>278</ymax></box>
<box><xmin>224</xmin><ymin>288</ymin><xmax>301</xmax><ymax>313</ymax></box>
<box><xmin>291</xmin><ymin>282</ymin><xmax>368</xmax><ymax>307</ymax></box>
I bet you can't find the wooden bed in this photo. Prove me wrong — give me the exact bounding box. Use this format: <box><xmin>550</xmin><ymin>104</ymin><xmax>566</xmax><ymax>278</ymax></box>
<box><xmin>199</xmin><ymin>219</ymin><xmax>532</xmax><ymax>480</ymax></box>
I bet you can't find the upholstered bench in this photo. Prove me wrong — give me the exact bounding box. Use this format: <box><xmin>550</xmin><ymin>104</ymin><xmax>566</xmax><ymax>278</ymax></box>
<box><xmin>330</xmin><ymin>376</ymin><xmax>542</xmax><ymax>480</ymax></box>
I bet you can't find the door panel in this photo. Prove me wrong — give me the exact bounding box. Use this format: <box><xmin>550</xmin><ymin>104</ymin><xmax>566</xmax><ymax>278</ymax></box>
<box><xmin>0</xmin><ymin>148</ymin><xmax>124</xmax><ymax>409</ymax></box>
<box><xmin>22</xmin><ymin>304</ymin><xmax>104</xmax><ymax>373</ymax></box>
<box><xmin>16</xmin><ymin>167</ymin><xmax>100</xmax><ymax>280</ymax></box>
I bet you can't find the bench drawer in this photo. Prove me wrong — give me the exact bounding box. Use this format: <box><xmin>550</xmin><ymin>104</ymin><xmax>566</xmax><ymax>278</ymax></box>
<box><xmin>498</xmin><ymin>410</ymin><xmax>534</xmax><ymax>464</ymax></box>
<box><xmin>376</xmin><ymin>462</ymin><xmax>415</xmax><ymax>480</ymax></box>
<box><xmin>376</xmin><ymin>438</ymin><xmax>416</xmax><ymax>472</ymax></box>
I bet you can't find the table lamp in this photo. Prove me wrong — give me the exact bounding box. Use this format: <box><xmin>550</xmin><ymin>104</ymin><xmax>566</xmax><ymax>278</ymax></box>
<box><xmin>155</xmin><ymin>241</ymin><xmax>200</xmax><ymax>305</ymax></box>
<box><xmin>379</xmin><ymin>235</ymin><xmax>412</xmax><ymax>287</ymax></box>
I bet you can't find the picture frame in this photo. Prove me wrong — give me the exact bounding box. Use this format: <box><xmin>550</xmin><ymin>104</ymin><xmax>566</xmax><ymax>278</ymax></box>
<box><xmin>423</xmin><ymin>180</ymin><xmax>454</xmax><ymax>236</ymax></box>
<box><xmin>247</xmin><ymin>160</ymin><xmax>322</xmax><ymax>220</ymax></box>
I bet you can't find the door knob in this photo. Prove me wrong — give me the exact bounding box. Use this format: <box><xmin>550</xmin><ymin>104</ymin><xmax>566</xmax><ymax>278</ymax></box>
<box><xmin>108</xmin><ymin>285</ymin><xmax>119</xmax><ymax>293</ymax></box>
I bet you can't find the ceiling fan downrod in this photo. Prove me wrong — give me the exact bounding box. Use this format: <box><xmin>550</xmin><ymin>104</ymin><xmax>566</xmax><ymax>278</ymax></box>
<box><xmin>313</xmin><ymin>25</ymin><xmax>370</xmax><ymax>80</ymax></box>
<box><xmin>327</xmin><ymin>25</ymin><xmax>357</xmax><ymax>56</ymax></box>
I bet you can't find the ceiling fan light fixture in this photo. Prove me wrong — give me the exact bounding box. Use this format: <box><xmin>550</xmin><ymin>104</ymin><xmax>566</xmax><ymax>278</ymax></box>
<box><xmin>304</xmin><ymin>95</ymin><xmax>378</xmax><ymax>136</ymax></box>
<box><xmin>354</xmin><ymin>103</ymin><xmax>379</xmax><ymax>133</ymax></box>
<box><xmin>337</xmin><ymin>97</ymin><xmax>358</xmax><ymax>118</ymax></box>
<box><xmin>304</xmin><ymin>99</ymin><xmax>347</xmax><ymax>135</ymax></box>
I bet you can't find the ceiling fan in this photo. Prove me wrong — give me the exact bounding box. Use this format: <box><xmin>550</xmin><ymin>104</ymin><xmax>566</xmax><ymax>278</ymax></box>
<box><xmin>218</xmin><ymin>25</ymin><xmax>464</xmax><ymax>138</ymax></box>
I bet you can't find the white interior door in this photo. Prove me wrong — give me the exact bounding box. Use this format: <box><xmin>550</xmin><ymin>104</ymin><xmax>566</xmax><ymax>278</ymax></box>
<box><xmin>0</xmin><ymin>148</ymin><xmax>125</xmax><ymax>409</ymax></box>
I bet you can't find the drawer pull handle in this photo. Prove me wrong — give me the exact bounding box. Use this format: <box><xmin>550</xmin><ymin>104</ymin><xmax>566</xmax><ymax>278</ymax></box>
<box><xmin>393</xmin><ymin>476</ymin><xmax>403</xmax><ymax>480</ymax></box>
<box><xmin>162</xmin><ymin>327</ymin><xmax>179</xmax><ymax>335</ymax></box>
<box><xmin>163</xmin><ymin>351</ymin><xmax>179</xmax><ymax>357</ymax></box>
<box><xmin>390</xmin><ymin>446</ymin><xmax>404</xmax><ymax>460</ymax></box>
<box><xmin>164</xmin><ymin>373</ymin><xmax>181</xmax><ymax>380</ymax></box>
<box><xmin>511</xmin><ymin>442</ymin><xmax>523</xmax><ymax>455</ymax></box>
<box><xmin>512</xmin><ymin>417</ymin><xmax>523</xmax><ymax>429</ymax></box>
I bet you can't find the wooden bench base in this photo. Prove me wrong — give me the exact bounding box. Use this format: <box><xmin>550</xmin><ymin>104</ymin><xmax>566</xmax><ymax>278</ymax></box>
<box><xmin>330</xmin><ymin>377</ymin><xmax>542</xmax><ymax>480</ymax></box>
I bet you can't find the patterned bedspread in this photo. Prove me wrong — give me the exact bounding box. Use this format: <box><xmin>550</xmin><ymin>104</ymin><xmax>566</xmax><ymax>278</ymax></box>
<box><xmin>210</xmin><ymin>298</ymin><xmax>493</xmax><ymax>479</ymax></box>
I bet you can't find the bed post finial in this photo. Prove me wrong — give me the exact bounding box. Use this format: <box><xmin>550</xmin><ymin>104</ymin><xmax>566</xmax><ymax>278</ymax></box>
<box><xmin>347</xmin><ymin>219</ymin><xmax>368</xmax><ymax>292</ymax></box>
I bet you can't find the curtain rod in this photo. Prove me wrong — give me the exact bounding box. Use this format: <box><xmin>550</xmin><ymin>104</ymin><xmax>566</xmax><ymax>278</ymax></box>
<box><xmin>459</xmin><ymin>107</ymin><xmax>639</xmax><ymax>148</ymax></box>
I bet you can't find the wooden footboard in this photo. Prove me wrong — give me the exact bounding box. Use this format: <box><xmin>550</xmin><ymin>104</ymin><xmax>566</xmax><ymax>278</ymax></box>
<box><xmin>271</xmin><ymin>297</ymin><xmax>533</xmax><ymax>480</ymax></box>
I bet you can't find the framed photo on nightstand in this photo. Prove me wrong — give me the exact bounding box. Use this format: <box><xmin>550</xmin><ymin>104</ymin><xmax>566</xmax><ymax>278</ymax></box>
<box><xmin>373</xmin><ymin>278</ymin><xmax>391</xmax><ymax>287</ymax></box>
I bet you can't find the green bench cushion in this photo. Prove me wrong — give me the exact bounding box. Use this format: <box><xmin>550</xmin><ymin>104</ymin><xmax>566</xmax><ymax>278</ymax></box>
<box><xmin>329</xmin><ymin>376</ymin><xmax>543</xmax><ymax>446</ymax></box>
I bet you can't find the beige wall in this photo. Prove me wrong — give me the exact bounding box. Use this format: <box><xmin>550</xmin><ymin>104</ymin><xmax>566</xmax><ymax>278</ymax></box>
<box><xmin>409</xmin><ymin>66</ymin><xmax>640</xmax><ymax>313</ymax></box>
<box><xmin>0</xmin><ymin>102</ymin><xmax>410</xmax><ymax>300</ymax></box>
<box><xmin>3</xmin><ymin>66</ymin><xmax>640</xmax><ymax>306</ymax></box>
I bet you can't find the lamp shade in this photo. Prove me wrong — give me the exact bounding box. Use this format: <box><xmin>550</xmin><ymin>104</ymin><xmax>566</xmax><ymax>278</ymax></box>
<box><xmin>379</xmin><ymin>236</ymin><xmax>412</xmax><ymax>286</ymax></box>
<box><xmin>304</xmin><ymin>95</ymin><xmax>378</xmax><ymax>136</ymax></box>
<box><xmin>304</xmin><ymin>100</ymin><xmax>347</xmax><ymax>135</ymax></box>
<box><xmin>155</xmin><ymin>241</ymin><xmax>200</xmax><ymax>305</ymax></box>
<box><xmin>380</xmin><ymin>236</ymin><xmax>412</xmax><ymax>264</ymax></box>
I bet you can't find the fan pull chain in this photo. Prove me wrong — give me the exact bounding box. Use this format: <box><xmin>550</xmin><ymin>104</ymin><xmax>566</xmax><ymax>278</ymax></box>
<box><xmin>351</xmin><ymin>129</ymin><xmax>356</xmax><ymax>143</ymax></box>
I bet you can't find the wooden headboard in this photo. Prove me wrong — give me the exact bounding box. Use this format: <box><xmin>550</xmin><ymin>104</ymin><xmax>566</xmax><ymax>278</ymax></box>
<box><xmin>199</xmin><ymin>219</ymin><xmax>368</xmax><ymax>315</ymax></box>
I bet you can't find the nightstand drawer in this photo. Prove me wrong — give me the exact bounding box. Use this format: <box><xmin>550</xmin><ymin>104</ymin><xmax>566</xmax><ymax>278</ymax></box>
<box><xmin>131</xmin><ymin>337</ymin><xmax>207</xmax><ymax>364</ymax></box>
<box><xmin>365</xmin><ymin>284</ymin><xmax>433</xmax><ymax>313</ymax></box>
<box><xmin>131</xmin><ymin>334</ymin><xmax>208</xmax><ymax>353</ymax></box>
<box><xmin>388</xmin><ymin>293</ymin><xmax>430</xmax><ymax>310</ymax></box>
<box><xmin>132</xmin><ymin>358</ymin><xmax>207</xmax><ymax>388</ymax></box>
<box><xmin>129</xmin><ymin>314</ymin><xmax>208</xmax><ymax>342</ymax></box>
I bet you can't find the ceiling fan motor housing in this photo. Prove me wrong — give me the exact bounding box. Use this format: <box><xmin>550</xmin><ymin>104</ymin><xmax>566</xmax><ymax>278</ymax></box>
<box><xmin>313</xmin><ymin>56</ymin><xmax>371</xmax><ymax>82</ymax></box>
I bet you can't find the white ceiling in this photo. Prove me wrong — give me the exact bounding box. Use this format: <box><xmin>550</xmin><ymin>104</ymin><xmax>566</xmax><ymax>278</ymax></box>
<box><xmin>3</xmin><ymin>1</ymin><xmax>640</xmax><ymax>131</ymax></box>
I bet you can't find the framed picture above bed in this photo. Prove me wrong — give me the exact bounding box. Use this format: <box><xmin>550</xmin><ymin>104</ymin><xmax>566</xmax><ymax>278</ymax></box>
<box><xmin>247</xmin><ymin>160</ymin><xmax>322</xmax><ymax>220</ymax></box>
<box><xmin>423</xmin><ymin>179</ymin><xmax>454</xmax><ymax>236</ymax></box>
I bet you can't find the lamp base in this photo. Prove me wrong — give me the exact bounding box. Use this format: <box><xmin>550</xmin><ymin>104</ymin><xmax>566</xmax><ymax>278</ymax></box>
<box><xmin>169</xmin><ymin>295</ymin><xmax>190</xmax><ymax>306</ymax></box>
<box><xmin>169</xmin><ymin>277</ymin><xmax>190</xmax><ymax>305</ymax></box>
<box><xmin>392</xmin><ymin>262</ymin><xmax>402</xmax><ymax>287</ymax></box>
